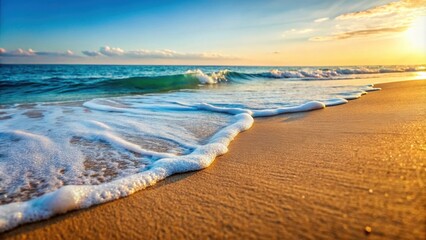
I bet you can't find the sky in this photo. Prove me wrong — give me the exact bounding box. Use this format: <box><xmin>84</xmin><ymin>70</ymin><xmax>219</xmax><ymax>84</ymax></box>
<box><xmin>0</xmin><ymin>0</ymin><xmax>425</xmax><ymax>65</ymax></box>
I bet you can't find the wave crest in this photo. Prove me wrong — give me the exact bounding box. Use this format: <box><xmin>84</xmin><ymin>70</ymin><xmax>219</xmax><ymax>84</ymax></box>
<box><xmin>185</xmin><ymin>69</ymin><xmax>230</xmax><ymax>84</ymax></box>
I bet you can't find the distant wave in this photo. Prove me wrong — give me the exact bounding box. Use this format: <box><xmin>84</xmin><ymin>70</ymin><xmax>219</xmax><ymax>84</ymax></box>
<box><xmin>143</xmin><ymin>66</ymin><xmax>423</xmax><ymax>87</ymax></box>
<box><xmin>0</xmin><ymin>66</ymin><xmax>424</xmax><ymax>104</ymax></box>
<box><xmin>261</xmin><ymin>66</ymin><xmax>422</xmax><ymax>79</ymax></box>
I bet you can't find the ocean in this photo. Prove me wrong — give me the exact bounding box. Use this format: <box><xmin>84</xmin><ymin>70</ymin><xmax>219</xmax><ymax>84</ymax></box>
<box><xmin>0</xmin><ymin>64</ymin><xmax>424</xmax><ymax>231</ymax></box>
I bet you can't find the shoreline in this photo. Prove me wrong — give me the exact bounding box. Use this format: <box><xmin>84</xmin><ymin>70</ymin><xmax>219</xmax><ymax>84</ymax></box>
<box><xmin>2</xmin><ymin>80</ymin><xmax>425</xmax><ymax>239</ymax></box>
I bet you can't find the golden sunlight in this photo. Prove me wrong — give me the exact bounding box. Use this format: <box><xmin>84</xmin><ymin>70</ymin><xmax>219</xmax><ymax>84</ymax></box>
<box><xmin>414</xmin><ymin>71</ymin><xmax>426</xmax><ymax>80</ymax></box>
<box><xmin>405</xmin><ymin>16</ymin><xmax>426</xmax><ymax>52</ymax></box>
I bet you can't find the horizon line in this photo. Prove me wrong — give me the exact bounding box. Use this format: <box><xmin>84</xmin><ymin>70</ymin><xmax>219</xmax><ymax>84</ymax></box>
<box><xmin>1</xmin><ymin>63</ymin><xmax>425</xmax><ymax>68</ymax></box>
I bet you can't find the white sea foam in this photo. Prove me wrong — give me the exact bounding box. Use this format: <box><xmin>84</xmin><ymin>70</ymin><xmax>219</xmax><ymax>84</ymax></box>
<box><xmin>186</xmin><ymin>69</ymin><xmax>229</xmax><ymax>84</ymax></box>
<box><xmin>262</xmin><ymin>66</ymin><xmax>422</xmax><ymax>80</ymax></box>
<box><xmin>0</xmin><ymin>113</ymin><xmax>253</xmax><ymax>232</ymax></box>
<box><xmin>194</xmin><ymin>103</ymin><xmax>253</xmax><ymax>115</ymax></box>
<box><xmin>84</xmin><ymin>132</ymin><xmax>175</xmax><ymax>159</ymax></box>
<box><xmin>193</xmin><ymin>101</ymin><xmax>326</xmax><ymax>117</ymax></box>
<box><xmin>323</xmin><ymin>98</ymin><xmax>349</xmax><ymax>106</ymax></box>
<box><xmin>0</xmin><ymin>78</ymin><xmax>384</xmax><ymax>232</ymax></box>
<box><xmin>267</xmin><ymin>69</ymin><xmax>340</xmax><ymax>79</ymax></box>
<box><xmin>251</xmin><ymin>101</ymin><xmax>325</xmax><ymax>117</ymax></box>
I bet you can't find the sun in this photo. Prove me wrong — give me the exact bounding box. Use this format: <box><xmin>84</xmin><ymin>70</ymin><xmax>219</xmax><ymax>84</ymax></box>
<box><xmin>406</xmin><ymin>16</ymin><xmax>426</xmax><ymax>52</ymax></box>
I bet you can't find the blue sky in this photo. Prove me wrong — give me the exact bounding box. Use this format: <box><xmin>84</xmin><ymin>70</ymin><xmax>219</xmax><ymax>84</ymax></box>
<box><xmin>1</xmin><ymin>0</ymin><xmax>425</xmax><ymax>65</ymax></box>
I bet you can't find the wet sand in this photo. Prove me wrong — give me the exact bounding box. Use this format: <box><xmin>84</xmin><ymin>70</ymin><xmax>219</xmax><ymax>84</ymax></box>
<box><xmin>2</xmin><ymin>80</ymin><xmax>425</xmax><ymax>239</ymax></box>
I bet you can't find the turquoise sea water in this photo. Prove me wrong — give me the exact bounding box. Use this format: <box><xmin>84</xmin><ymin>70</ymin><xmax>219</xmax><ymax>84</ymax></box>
<box><xmin>0</xmin><ymin>64</ymin><xmax>424</xmax><ymax>231</ymax></box>
<box><xmin>1</xmin><ymin>64</ymin><xmax>423</xmax><ymax>104</ymax></box>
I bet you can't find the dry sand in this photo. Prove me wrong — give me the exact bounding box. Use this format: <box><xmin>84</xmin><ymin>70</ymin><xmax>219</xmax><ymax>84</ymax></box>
<box><xmin>2</xmin><ymin>80</ymin><xmax>425</xmax><ymax>239</ymax></box>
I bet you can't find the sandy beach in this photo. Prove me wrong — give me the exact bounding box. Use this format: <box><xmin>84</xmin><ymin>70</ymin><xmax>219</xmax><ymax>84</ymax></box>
<box><xmin>2</xmin><ymin>80</ymin><xmax>425</xmax><ymax>239</ymax></box>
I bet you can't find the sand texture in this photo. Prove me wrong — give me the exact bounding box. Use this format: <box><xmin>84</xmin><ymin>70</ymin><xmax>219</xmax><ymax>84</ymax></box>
<box><xmin>2</xmin><ymin>80</ymin><xmax>425</xmax><ymax>239</ymax></box>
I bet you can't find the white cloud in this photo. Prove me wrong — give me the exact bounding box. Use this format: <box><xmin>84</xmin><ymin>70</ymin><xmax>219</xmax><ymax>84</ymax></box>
<box><xmin>314</xmin><ymin>17</ymin><xmax>329</xmax><ymax>23</ymax></box>
<box><xmin>310</xmin><ymin>0</ymin><xmax>426</xmax><ymax>41</ymax></box>
<box><xmin>336</xmin><ymin>0</ymin><xmax>426</xmax><ymax>20</ymax></box>
<box><xmin>82</xmin><ymin>50</ymin><xmax>103</xmax><ymax>57</ymax></box>
<box><xmin>82</xmin><ymin>46</ymin><xmax>234</xmax><ymax>60</ymax></box>
<box><xmin>310</xmin><ymin>26</ymin><xmax>408</xmax><ymax>41</ymax></box>
<box><xmin>0</xmin><ymin>48</ymin><xmax>35</xmax><ymax>56</ymax></box>
<box><xmin>99</xmin><ymin>46</ymin><xmax>125</xmax><ymax>56</ymax></box>
<box><xmin>282</xmin><ymin>28</ymin><xmax>314</xmax><ymax>38</ymax></box>
<box><xmin>0</xmin><ymin>46</ymin><xmax>235</xmax><ymax>61</ymax></box>
<box><xmin>298</xmin><ymin>29</ymin><xmax>314</xmax><ymax>34</ymax></box>
<box><xmin>0</xmin><ymin>48</ymin><xmax>74</xmax><ymax>57</ymax></box>
<box><xmin>36</xmin><ymin>50</ymin><xmax>74</xmax><ymax>57</ymax></box>
<box><xmin>126</xmin><ymin>49</ymin><xmax>180</xmax><ymax>58</ymax></box>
